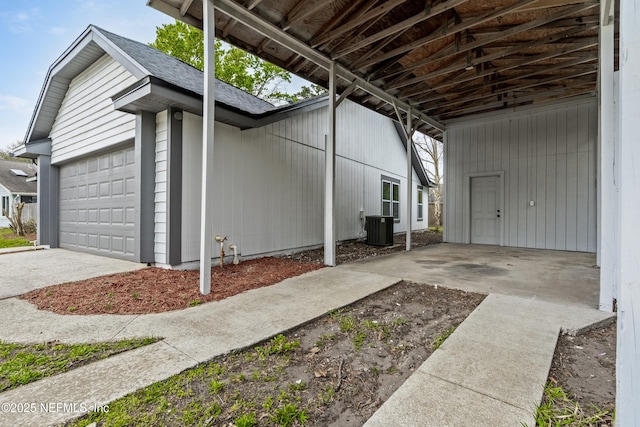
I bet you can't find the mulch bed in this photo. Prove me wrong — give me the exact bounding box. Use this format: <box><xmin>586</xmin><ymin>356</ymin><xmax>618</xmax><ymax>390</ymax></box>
<box><xmin>20</xmin><ymin>257</ymin><xmax>323</xmax><ymax>316</ymax></box>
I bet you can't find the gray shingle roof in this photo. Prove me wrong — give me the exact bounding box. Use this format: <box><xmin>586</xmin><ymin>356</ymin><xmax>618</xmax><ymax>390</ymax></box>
<box><xmin>0</xmin><ymin>160</ymin><xmax>37</xmax><ymax>194</ymax></box>
<box><xmin>94</xmin><ymin>26</ymin><xmax>276</xmax><ymax>116</ymax></box>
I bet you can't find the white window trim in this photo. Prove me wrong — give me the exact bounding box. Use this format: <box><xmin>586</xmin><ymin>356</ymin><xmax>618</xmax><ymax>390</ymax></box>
<box><xmin>417</xmin><ymin>185</ymin><xmax>424</xmax><ymax>221</ymax></box>
<box><xmin>381</xmin><ymin>175</ymin><xmax>400</xmax><ymax>222</ymax></box>
<box><xmin>1</xmin><ymin>196</ymin><xmax>9</xmax><ymax>217</ymax></box>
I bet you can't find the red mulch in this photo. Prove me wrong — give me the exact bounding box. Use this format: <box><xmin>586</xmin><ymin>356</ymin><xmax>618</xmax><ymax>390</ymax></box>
<box><xmin>20</xmin><ymin>257</ymin><xmax>323</xmax><ymax>315</ymax></box>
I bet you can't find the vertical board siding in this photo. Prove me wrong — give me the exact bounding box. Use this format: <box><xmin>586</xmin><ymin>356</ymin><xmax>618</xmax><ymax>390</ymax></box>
<box><xmin>445</xmin><ymin>98</ymin><xmax>597</xmax><ymax>252</ymax></box>
<box><xmin>154</xmin><ymin>111</ymin><xmax>168</xmax><ymax>264</ymax></box>
<box><xmin>50</xmin><ymin>55</ymin><xmax>137</xmax><ymax>164</ymax></box>
<box><xmin>180</xmin><ymin>100</ymin><xmax>427</xmax><ymax>261</ymax></box>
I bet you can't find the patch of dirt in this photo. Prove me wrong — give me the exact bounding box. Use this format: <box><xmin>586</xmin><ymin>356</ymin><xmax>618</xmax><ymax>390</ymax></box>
<box><xmin>285</xmin><ymin>229</ymin><xmax>443</xmax><ymax>265</ymax></box>
<box><xmin>70</xmin><ymin>281</ymin><xmax>485</xmax><ymax>427</ymax></box>
<box><xmin>20</xmin><ymin>257</ymin><xmax>323</xmax><ymax>315</ymax></box>
<box><xmin>546</xmin><ymin>321</ymin><xmax>617</xmax><ymax>424</ymax></box>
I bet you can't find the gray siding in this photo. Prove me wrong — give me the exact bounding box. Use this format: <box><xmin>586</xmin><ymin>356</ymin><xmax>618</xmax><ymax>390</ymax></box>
<box><xmin>154</xmin><ymin>111</ymin><xmax>168</xmax><ymax>263</ymax></box>
<box><xmin>49</xmin><ymin>54</ymin><xmax>137</xmax><ymax>164</ymax></box>
<box><xmin>444</xmin><ymin>97</ymin><xmax>597</xmax><ymax>252</ymax></box>
<box><xmin>179</xmin><ymin>100</ymin><xmax>427</xmax><ymax>264</ymax></box>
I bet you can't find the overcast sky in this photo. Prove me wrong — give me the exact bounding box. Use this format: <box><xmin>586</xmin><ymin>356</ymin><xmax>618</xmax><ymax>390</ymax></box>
<box><xmin>0</xmin><ymin>0</ymin><xmax>176</xmax><ymax>150</ymax></box>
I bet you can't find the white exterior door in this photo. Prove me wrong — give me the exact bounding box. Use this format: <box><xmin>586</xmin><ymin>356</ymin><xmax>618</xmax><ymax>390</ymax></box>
<box><xmin>470</xmin><ymin>175</ymin><xmax>500</xmax><ymax>245</ymax></box>
<box><xmin>59</xmin><ymin>145</ymin><xmax>136</xmax><ymax>260</ymax></box>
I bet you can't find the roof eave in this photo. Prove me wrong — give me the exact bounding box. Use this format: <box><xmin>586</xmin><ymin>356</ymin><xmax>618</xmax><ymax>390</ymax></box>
<box><xmin>12</xmin><ymin>139</ymin><xmax>51</xmax><ymax>159</ymax></box>
<box><xmin>23</xmin><ymin>25</ymin><xmax>150</xmax><ymax>145</ymax></box>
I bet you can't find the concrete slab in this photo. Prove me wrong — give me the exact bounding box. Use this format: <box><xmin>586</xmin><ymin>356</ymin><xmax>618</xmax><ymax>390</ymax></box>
<box><xmin>0</xmin><ymin>341</ymin><xmax>196</xmax><ymax>427</ymax></box>
<box><xmin>0</xmin><ymin>267</ymin><xmax>400</xmax><ymax>426</ymax></box>
<box><xmin>0</xmin><ymin>248</ymin><xmax>146</xmax><ymax>299</ymax></box>
<box><xmin>0</xmin><ymin>245</ymin><xmax>614</xmax><ymax>427</ymax></box>
<box><xmin>363</xmin><ymin>371</ymin><xmax>535</xmax><ymax>427</ymax></box>
<box><xmin>364</xmin><ymin>293</ymin><xmax>615</xmax><ymax>427</ymax></box>
<box><xmin>340</xmin><ymin>243</ymin><xmax>601</xmax><ymax>309</ymax></box>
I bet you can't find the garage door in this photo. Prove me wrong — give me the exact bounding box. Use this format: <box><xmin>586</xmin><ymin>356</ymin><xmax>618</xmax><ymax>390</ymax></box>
<box><xmin>59</xmin><ymin>145</ymin><xmax>136</xmax><ymax>260</ymax></box>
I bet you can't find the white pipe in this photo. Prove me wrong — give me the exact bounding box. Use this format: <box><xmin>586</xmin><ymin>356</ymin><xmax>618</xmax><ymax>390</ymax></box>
<box><xmin>229</xmin><ymin>244</ymin><xmax>239</xmax><ymax>265</ymax></box>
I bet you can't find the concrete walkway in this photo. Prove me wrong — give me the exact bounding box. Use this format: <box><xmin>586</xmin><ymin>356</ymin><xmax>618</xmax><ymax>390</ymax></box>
<box><xmin>0</xmin><ymin>245</ymin><xmax>614</xmax><ymax>426</ymax></box>
<box><xmin>340</xmin><ymin>243</ymin><xmax>601</xmax><ymax>309</ymax></box>
<box><xmin>364</xmin><ymin>294</ymin><xmax>613</xmax><ymax>427</ymax></box>
<box><xmin>0</xmin><ymin>268</ymin><xmax>399</xmax><ymax>426</ymax></box>
<box><xmin>0</xmin><ymin>249</ymin><xmax>146</xmax><ymax>299</ymax></box>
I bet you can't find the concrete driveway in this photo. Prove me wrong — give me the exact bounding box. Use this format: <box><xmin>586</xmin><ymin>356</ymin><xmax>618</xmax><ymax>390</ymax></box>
<box><xmin>0</xmin><ymin>249</ymin><xmax>146</xmax><ymax>299</ymax></box>
<box><xmin>339</xmin><ymin>243</ymin><xmax>601</xmax><ymax>309</ymax></box>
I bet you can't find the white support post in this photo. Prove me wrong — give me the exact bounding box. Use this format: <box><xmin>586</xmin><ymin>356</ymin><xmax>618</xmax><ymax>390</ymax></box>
<box><xmin>617</xmin><ymin>0</ymin><xmax>640</xmax><ymax>424</ymax></box>
<box><xmin>199</xmin><ymin>0</ymin><xmax>216</xmax><ymax>295</ymax></box>
<box><xmin>406</xmin><ymin>107</ymin><xmax>412</xmax><ymax>251</ymax></box>
<box><xmin>598</xmin><ymin>0</ymin><xmax>615</xmax><ymax>312</ymax></box>
<box><xmin>324</xmin><ymin>61</ymin><xmax>336</xmax><ymax>266</ymax></box>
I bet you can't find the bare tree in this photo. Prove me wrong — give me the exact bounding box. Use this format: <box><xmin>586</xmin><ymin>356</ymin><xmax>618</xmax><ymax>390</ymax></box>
<box><xmin>3</xmin><ymin>202</ymin><xmax>26</xmax><ymax>236</ymax></box>
<box><xmin>414</xmin><ymin>133</ymin><xmax>443</xmax><ymax>227</ymax></box>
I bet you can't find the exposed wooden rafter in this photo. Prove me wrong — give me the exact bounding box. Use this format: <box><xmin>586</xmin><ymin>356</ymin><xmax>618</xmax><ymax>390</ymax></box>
<box><xmin>148</xmin><ymin>0</ymin><xmax>610</xmax><ymax>137</ymax></box>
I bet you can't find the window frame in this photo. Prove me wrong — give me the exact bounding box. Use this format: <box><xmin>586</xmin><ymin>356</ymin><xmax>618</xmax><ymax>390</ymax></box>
<box><xmin>1</xmin><ymin>196</ymin><xmax>9</xmax><ymax>217</ymax></box>
<box><xmin>417</xmin><ymin>185</ymin><xmax>424</xmax><ymax>221</ymax></box>
<box><xmin>381</xmin><ymin>175</ymin><xmax>400</xmax><ymax>222</ymax></box>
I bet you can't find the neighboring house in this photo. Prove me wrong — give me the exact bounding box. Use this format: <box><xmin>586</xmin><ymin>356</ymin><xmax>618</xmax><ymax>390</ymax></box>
<box><xmin>0</xmin><ymin>159</ymin><xmax>37</xmax><ymax>228</ymax></box>
<box><xmin>16</xmin><ymin>25</ymin><xmax>431</xmax><ymax>267</ymax></box>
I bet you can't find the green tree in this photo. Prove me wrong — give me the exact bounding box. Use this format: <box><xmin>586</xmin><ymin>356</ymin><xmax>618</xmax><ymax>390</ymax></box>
<box><xmin>0</xmin><ymin>141</ymin><xmax>29</xmax><ymax>162</ymax></box>
<box><xmin>151</xmin><ymin>21</ymin><xmax>298</xmax><ymax>103</ymax></box>
<box><xmin>150</xmin><ymin>20</ymin><xmax>325</xmax><ymax>104</ymax></box>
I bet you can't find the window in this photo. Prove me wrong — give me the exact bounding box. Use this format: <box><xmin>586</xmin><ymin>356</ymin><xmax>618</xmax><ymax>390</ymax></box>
<box><xmin>417</xmin><ymin>186</ymin><xmax>424</xmax><ymax>221</ymax></box>
<box><xmin>20</xmin><ymin>195</ymin><xmax>37</xmax><ymax>204</ymax></box>
<box><xmin>381</xmin><ymin>176</ymin><xmax>400</xmax><ymax>221</ymax></box>
<box><xmin>1</xmin><ymin>196</ymin><xmax>9</xmax><ymax>217</ymax></box>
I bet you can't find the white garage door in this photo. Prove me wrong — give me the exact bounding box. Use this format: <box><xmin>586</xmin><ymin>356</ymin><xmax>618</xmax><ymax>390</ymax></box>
<box><xmin>59</xmin><ymin>145</ymin><xmax>136</xmax><ymax>260</ymax></box>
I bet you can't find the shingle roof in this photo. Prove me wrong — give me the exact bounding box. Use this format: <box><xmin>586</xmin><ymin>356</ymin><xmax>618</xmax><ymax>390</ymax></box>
<box><xmin>94</xmin><ymin>26</ymin><xmax>276</xmax><ymax>116</ymax></box>
<box><xmin>0</xmin><ymin>160</ymin><xmax>37</xmax><ymax>194</ymax></box>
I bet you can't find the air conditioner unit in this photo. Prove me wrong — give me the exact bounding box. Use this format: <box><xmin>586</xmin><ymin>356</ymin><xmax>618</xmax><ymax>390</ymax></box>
<box><xmin>365</xmin><ymin>215</ymin><xmax>394</xmax><ymax>246</ymax></box>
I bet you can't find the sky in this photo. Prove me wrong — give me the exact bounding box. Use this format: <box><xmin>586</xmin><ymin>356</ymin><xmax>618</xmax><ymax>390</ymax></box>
<box><xmin>0</xmin><ymin>0</ymin><xmax>176</xmax><ymax>150</ymax></box>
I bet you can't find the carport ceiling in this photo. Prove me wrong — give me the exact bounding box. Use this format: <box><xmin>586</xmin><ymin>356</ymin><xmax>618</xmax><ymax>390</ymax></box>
<box><xmin>147</xmin><ymin>0</ymin><xmax>614</xmax><ymax>139</ymax></box>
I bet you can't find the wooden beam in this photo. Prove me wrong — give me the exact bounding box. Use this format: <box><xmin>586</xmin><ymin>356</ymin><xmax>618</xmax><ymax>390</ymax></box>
<box><xmin>282</xmin><ymin>0</ymin><xmax>331</xmax><ymax>31</ymax></box>
<box><xmin>213</xmin><ymin>0</ymin><xmax>445</xmax><ymax>131</ymax></box>
<box><xmin>335</xmin><ymin>80</ymin><xmax>358</xmax><ymax>107</ymax></box>
<box><xmin>381</xmin><ymin>22</ymin><xmax>596</xmax><ymax>84</ymax></box>
<box><xmin>333</xmin><ymin>0</ymin><xmax>469</xmax><ymax>59</ymax></box>
<box><xmin>354</xmin><ymin>0</ymin><xmax>542</xmax><ymax>70</ymax></box>
<box><xmin>311</xmin><ymin>0</ymin><xmax>408</xmax><ymax>47</ymax></box>
<box><xmin>356</xmin><ymin>0</ymin><xmax>597</xmax><ymax>71</ymax></box>
<box><xmin>395</xmin><ymin>36</ymin><xmax>598</xmax><ymax>97</ymax></box>
<box><xmin>437</xmin><ymin>81</ymin><xmax>594</xmax><ymax>118</ymax></box>
<box><xmin>310</xmin><ymin>0</ymin><xmax>377</xmax><ymax>48</ymax></box>
<box><xmin>180</xmin><ymin>0</ymin><xmax>194</xmax><ymax>16</ymax></box>
<box><xmin>221</xmin><ymin>0</ymin><xmax>264</xmax><ymax>37</ymax></box>
<box><xmin>412</xmin><ymin>51</ymin><xmax>596</xmax><ymax>106</ymax></box>
<box><xmin>422</xmin><ymin>66</ymin><xmax>597</xmax><ymax>111</ymax></box>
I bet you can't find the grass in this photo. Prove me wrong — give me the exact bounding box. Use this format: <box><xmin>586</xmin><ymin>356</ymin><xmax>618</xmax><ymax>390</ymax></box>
<box><xmin>432</xmin><ymin>325</ymin><xmax>456</xmax><ymax>350</ymax></box>
<box><xmin>66</xmin><ymin>299</ymin><xmax>466</xmax><ymax>427</ymax></box>
<box><xmin>69</xmin><ymin>319</ymin><xmax>413</xmax><ymax>426</ymax></box>
<box><xmin>525</xmin><ymin>382</ymin><xmax>614</xmax><ymax>426</ymax></box>
<box><xmin>0</xmin><ymin>337</ymin><xmax>159</xmax><ymax>392</ymax></box>
<box><xmin>0</xmin><ymin>227</ymin><xmax>32</xmax><ymax>248</ymax></box>
<box><xmin>329</xmin><ymin>310</ymin><xmax>411</xmax><ymax>353</ymax></box>
<box><xmin>69</xmin><ymin>334</ymin><xmax>310</xmax><ymax>427</ymax></box>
